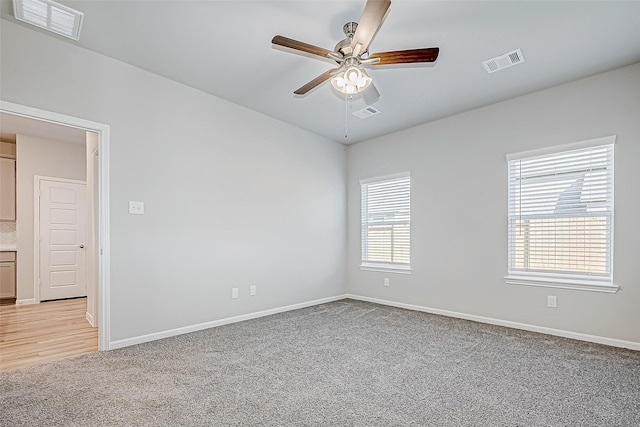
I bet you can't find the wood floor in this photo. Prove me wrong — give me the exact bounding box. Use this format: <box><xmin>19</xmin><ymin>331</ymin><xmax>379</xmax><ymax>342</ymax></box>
<box><xmin>0</xmin><ymin>298</ymin><xmax>98</xmax><ymax>372</ymax></box>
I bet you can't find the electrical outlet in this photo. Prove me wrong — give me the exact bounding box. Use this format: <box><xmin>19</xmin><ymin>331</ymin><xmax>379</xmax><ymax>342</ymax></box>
<box><xmin>231</xmin><ymin>288</ymin><xmax>239</xmax><ymax>299</ymax></box>
<box><xmin>547</xmin><ymin>295</ymin><xmax>557</xmax><ymax>308</ymax></box>
<box><xmin>250</xmin><ymin>286</ymin><xmax>256</xmax><ymax>296</ymax></box>
<box><xmin>128</xmin><ymin>201</ymin><xmax>144</xmax><ymax>215</ymax></box>
<box><xmin>384</xmin><ymin>278</ymin><xmax>390</xmax><ymax>287</ymax></box>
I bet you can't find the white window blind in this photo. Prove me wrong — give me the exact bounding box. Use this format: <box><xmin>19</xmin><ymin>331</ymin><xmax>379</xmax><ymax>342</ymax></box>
<box><xmin>361</xmin><ymin>173</ymin><xmax>410</xmax><ymax>271</ymax></box>
<box><xmin>507</xmin><ymin>139</ymin><xmax>614</xmax><ymax>289</ymax></box>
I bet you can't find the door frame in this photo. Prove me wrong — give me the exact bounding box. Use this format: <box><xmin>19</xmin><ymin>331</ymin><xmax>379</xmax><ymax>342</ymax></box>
<box><xmin>0</xmin><ymin>100</ymin><xmax>111</xmax><ymax>351</ymax></box>
<box><xmin>34</xmin><ymin>176</ymin><xmax>87</xmax><ymax>303</ymax></box>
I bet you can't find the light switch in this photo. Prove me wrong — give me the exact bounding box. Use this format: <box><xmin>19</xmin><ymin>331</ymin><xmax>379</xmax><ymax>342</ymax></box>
<box><xmin>129</xmin><ymin>201</ymin><xmax>144</xmax><ymax>215</ymax></box>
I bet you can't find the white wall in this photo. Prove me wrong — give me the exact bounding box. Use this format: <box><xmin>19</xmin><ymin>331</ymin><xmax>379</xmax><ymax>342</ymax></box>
<box><xmin>347</xmin><ymin>63</ymin><xmax>640</xmax><ymax>344</ymax></box>
<box><xmin>15</xmin><ymin>134</ymin><xmax>87</xmax><ymax>301</ymax></box>
<box><xmin>1</xmin><ymin>20</ymin><xmax>347</xmax><ymax>342</ymax></box>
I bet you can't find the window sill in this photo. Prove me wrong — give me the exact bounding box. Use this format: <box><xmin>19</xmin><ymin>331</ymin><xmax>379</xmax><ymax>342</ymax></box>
<box><xmin>360</xmin><ymin>264</ymin><xmax>412</xmax><ymax>274</ymax></box>
<box><xmin>505</xmin><ymin>275</ymin><xmax>619</xmax><ymax>293</ymax></box>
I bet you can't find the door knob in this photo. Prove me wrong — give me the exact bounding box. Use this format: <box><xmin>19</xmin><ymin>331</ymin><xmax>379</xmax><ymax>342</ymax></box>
<box><xmin>79</xmin><ymin>245</ymin><xmax>85</xmax><ymax>249</ymax></box>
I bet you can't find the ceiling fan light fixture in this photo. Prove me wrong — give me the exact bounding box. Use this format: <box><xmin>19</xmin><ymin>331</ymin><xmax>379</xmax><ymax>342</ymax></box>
<box><xmin>347</xmin><ymin>68</ymin><xmax>359</xmax><ymax>82</ymax></box>
<box><xmin>331</xmin><ymin>67</ymin><xmax>372</xmax><ymax>95</ymax></box>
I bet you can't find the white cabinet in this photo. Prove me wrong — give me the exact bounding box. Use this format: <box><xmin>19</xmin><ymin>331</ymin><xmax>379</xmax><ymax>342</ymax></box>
<box><xmin>0</xmin><ymin>158</ymin><xmax>16</xmax><ymax>221</ymax></box>
<box><xmin>0</xmin><ymin>252</ymin><xmax>16</xmax><ymax>299</ymax></box>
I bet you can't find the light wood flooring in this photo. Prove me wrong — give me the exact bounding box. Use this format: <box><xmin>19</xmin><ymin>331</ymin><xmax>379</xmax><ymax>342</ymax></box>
<box><xmin>0</xmin><ymin>298</ymin><xmax>98</xmax><ymax>372</ymax></box>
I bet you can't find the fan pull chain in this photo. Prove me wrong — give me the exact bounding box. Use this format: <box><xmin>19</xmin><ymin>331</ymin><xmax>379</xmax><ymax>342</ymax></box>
<box><xmin>344</xmin><ymin>93</ymin><xmax>349</xmax><ymax>140</ymax></box>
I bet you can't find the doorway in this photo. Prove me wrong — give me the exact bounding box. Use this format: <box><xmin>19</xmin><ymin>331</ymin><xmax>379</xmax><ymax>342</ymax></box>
<box><xmin>0</xmin><ymin>100</ymin><xmax>110</xmax><ymax>351</ymax></box>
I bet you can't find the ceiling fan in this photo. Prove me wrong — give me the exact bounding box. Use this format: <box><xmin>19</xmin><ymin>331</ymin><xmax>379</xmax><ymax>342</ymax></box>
<box><xmin>271</xmin><ymin>0</ymin><xmax>439</xmax><ymax>99</ymax></box>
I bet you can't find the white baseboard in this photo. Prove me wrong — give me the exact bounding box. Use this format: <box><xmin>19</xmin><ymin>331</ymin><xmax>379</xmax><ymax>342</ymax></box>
<box><xmin>109</xmin><ymin>294</ymin><xmax>348</xmax><ymax>350</ymax></box>
<box><xmin>86</xmin><ymin>311</ymin><xmax>96</xmax><ymax>327</ymax></box>
<box><xmin>15</xmin><ymin>298</ymin><xmax>36</xmax><ymax>305</ymax></box>
<box><xmin>346</xmin><ymin>294</ymin><xmax>640</xmax><ymax>351</ymax></box>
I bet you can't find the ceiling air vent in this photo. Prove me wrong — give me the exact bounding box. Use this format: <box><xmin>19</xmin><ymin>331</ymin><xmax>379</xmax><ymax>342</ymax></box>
<box><xmin>353</xmin><ymin>106</ymin><xmax>380</xmax><ymax>119</ymax></box>
<box><xmin>13</xmin><ymin>0</ymin><xmax>84</xmax><ymax>40</ymax></box>
<box><xmin>482</xmin><ymin>49</ymin><xmax>525</xmax><ymax>73</ymax></box>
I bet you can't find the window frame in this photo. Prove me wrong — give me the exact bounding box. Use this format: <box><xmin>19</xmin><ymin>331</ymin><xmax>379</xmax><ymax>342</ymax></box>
<box><xmin>360</xmin><ymin>172</ymin><xmax>412</xmax><ymax>274</ymax></box>
<box><xmin>505</xmin><ymin>136</ymin><xmax>618</xmax><ymax>293</ymax></box>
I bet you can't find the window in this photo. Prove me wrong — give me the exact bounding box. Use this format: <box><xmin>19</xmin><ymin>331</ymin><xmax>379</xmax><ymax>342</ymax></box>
<box><xmin>361</xmin><ymin>173</ymin><xmax>411</xmax><ymax>273</ymax></box>
<box><xmin>506</xmin><ymin>136</ymin><xmax>616</xmax><ymax>292</ymax></box>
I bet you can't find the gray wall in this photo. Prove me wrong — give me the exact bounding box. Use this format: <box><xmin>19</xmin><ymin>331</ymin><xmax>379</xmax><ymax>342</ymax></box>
<box><xmin>347</xmin><ymin>63</ymin><xmax>640</xmax><ymax>344</ymax></box>
<box><xmin>16</xmin><ymin>134</ymin><xmax>87</xmax><ymax>302</ymax></box>
<box><xmin>1</xmin><ymin>20</ymin><xmax>347</xmax><ymax>343</ymax></box>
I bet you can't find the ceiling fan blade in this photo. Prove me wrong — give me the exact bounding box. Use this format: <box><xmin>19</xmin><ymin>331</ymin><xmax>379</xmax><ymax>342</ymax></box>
<box><xmin>351</xmin><ymin>0</ymin><xmax>391</xmax><ymax>54</ymax></box>
<box><xmin>370</xmin><ymin>48</ymin><xmax>439</xmax><ymax>65</ymax></box>
<box><xmin>294</xmin><ymin>68</ymin><xmax>339</xmax><ymax>95</ymax></box>
<box><xmin>363</xmin><ymin>82</ymin><xmax>380</xmax><ymax>105</ymax></box>
<box><xmin>272</xmin><ymin>35</ymin><xmax>334</xmax><ymax>59</ymax></box>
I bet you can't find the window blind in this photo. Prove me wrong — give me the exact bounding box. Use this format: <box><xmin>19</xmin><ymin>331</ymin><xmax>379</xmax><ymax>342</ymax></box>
<box><xmin>361</xmin><ymin>173</ymin><xmax>410</xmax><ymax>269</ymax></box>
<box><xmin>507</xmin><ymin>143</ymin><xmax>614</xmax><ymax>285</ymax></box>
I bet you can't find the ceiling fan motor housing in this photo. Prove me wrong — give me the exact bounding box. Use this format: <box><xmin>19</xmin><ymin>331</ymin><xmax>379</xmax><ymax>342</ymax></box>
<box><xmin>335</xmin><ymin>38</ymin><xmax>353</xmax><ymax>57</ymax></box>
<box><xmin>335</xmin><ymin>22</ymin><xmax>360</xmax><ymax>58</ymax></box>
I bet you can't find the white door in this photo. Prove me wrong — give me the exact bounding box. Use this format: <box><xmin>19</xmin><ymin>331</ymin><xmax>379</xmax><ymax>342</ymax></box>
<box><xmin>39</xmin><ymin>179</ymin><xmax>87</xmax><ymax>301</ymax></box>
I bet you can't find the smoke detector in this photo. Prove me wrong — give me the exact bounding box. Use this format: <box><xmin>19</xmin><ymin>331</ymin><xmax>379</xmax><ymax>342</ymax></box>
<box><xmin>13</xmin><ymin>0</ymin><xmax>84</xmax><ymax>40</ymax></box>
<box><xmin>483</xmin><ymin>49</ymin><xmax>525</xmax><ymax>73</ymax></box>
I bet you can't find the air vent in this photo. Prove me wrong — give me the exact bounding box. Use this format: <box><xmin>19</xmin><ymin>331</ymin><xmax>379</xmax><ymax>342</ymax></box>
<box><xmin>353</xmin><ymin>106</ymin><xmax>380</xmax><ymax>119</ymax></box>
<box><xmin>13</xmin><ymin>0</ymin><xmax>84</xmax><ymax>40</ymax></box>
<box><xmin>482</xmin><ymin>49</ymin><xmax>525</xmax><ymax>73</ymax></box>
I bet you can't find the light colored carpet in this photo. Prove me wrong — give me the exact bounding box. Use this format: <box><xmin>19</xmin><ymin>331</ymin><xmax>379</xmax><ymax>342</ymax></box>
<box><xmin>1</xmin><ymin>299</ymin><xmax>639</xmax><ymax>426</ymax></box>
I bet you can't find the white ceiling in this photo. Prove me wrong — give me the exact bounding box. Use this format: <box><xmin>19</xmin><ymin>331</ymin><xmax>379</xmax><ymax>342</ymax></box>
<box><xmin>1</xmin><ymin>0</ymin><xmax>639</xmax><ymax>144</ymax></box>
<box><xmin>0</xmin><ymin>112</ymin><xmax>87</xmax><ymax>144</ymax></box>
